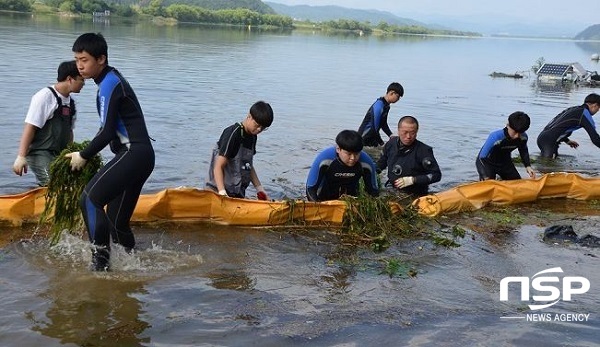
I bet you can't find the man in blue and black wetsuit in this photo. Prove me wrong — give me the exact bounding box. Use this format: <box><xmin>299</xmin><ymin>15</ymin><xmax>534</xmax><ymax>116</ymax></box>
<box><xmin>306</xmin><ymin>130</ymin><xmax>379</xmax><ymax>201</ymax></box>
<box><xmin>476</xmin><ymin>111</ymin><xmax>536</xmax><ymax>181</ymax></box>
<box><xmin>377</xmin><ymin>116</ymin><xmax>441</xmax><ymax>197</ymax></box>
<box><xmin>537</xmin><ymin>93</ymin><xmax>600</xmax><ymax>159</ymax></box>
<box><xmin>358</xmin><ymin>82</ymin><xmax>404</xmax><ymax>147</ymax></box>
<box><xmin>66</xmin><ymin>33</ymin><xmax>155</xmax><ymax>271</ymax></box>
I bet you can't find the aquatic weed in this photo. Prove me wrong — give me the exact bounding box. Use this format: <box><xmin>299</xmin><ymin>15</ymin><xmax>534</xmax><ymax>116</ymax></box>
<box><xmin>341</xmin><ymin>192</ymin><xmax>428</xmax><ymax>250</ymax></box>
<box><xmin>380</xmin><ymin>257</ymin><xmax>418</xmax><ymax>278</ymax></box>
<box><xmin>38</xmin><ymin>142</ymin><xmax>102</xmax><ymax>245</ymax></box>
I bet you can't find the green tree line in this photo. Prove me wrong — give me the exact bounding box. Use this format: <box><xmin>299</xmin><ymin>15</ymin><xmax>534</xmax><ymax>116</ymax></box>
<box><xmin>0</xmin><ymin>0</ymin><xmax>293</xmax><ymax>27</ymax></box>
<box><xmin>0</xmin><ymin>0</ymin><xmax>32</xmax><ymax>12</ymax></box>
<box><xmin>1</xmin><ymin>0</ymin><xmax>478</xmax><ymax>35</ymax></box>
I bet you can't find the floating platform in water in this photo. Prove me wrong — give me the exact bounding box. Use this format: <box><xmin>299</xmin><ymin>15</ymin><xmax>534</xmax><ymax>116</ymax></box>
<box><xmin>489</xmin><ymin>71</ymin><xmax>524</xmax><ymax>79</ymax></box>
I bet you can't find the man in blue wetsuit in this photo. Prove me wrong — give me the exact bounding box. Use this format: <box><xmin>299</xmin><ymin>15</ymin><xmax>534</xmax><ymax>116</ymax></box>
<box><xmin>306</xmin><ymin>130</ymin><xmax>379</xmax><ymax>201</ymax></box>
<box><xmin>537</xmin><ymin>93</ymin><xmax>600</xmax><ymax>159</ymax></box>
<box><xmin>377</xmin><ymin>116</ymin><xmax>441</xmax><ymax>197</ymax></box>
<box><xmin>66</xmin><ymin>33</ymin><xmax>155</xmax><ymax>271</ymax></box>
<box><xmin>358</xmin><ymin>82</ymin><xmax>404</xmax><ymax>147</ymax></box>
<box><xmin>476</xmin><ymin>111</ymin><xmax>536</xmax><ymax>181</ymax></box>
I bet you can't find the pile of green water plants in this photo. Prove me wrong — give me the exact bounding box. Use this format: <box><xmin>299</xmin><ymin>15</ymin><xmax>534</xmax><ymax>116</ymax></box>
<box><xmin>341</xmin><ymin>191</ymin><xmax>466</xmax><ymax>251</ymax></box>
<box><xmin>38</xmin><ymin>142</ymin><xmax>102</xmax><ymax>244</ymax></box>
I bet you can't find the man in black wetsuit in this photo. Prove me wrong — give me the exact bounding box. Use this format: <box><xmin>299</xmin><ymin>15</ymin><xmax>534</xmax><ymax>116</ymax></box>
<box><xmin>358</xmin><ymin>82</ymin><xmax>404</xmax><ymax>147</ymax></box>
<box><xmin>66</xmin><ymin>33</ymin><xmax>155</xmax><ymax>271</ymax></box>
<box><xmin>476</xmin><ymin>111</ymin><xmax>536</xmax><ymax>180</ymax></box>
<box><xmin>377</xmin><ymin>116</ymin><xmax>441</xmax><ymax>197</ymax></box>
<box><xmin>537</xmin><ymin>93</ymin><xmax>600</xmax><ymax>159</ymax></box>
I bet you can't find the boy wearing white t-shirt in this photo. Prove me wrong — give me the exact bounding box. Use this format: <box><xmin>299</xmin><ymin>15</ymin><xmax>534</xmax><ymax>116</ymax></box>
<box><xmin>13</xmin><ymin>60</ymin><xmax>85</xmax><ymax>186</ymax></box>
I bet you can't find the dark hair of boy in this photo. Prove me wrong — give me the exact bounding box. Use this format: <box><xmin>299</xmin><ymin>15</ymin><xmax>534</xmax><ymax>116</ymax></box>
<box><xmin>72</xmin><ymin>32</ymin><xmax>109</xmax><ymax>62</ymax></box>
<box><xmin>387</xmin><ymin>82</ymin><xmax>404</xmax><ymax>97</ymax></box>
<box><xmin>250</xmin><ymin>101</ymin><xmax>274</xmax><ymax>128</ymax></box>
<box><xmin>57</xmin><ymin>60</ymin><xmax>80</xmax><ymax>82</ymax></box>
<box><xmin>508</xmin><ymin>111</ymin><xmax>530</xmax><ymax>133</ymax></box>
<box><xmin>335</xmin><ymin>130</ymin><xmax>364</xmax><ymax>153</ymax></box>
<box><xmin>584</xmin><ymin>93</ymin><xmax>600</xmax><ymax>105</ymax></box>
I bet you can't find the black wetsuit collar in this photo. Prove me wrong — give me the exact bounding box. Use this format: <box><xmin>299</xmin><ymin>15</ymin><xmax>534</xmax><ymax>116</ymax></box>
<box><xmin>396</xmin><ymin>137</ymin><xmax>415</xmax><ymax>153</ymax></box>
<box><xmin>94</xmin><ymin>65</ymin><xmax>113</xmax><ymax>85</ymax></box>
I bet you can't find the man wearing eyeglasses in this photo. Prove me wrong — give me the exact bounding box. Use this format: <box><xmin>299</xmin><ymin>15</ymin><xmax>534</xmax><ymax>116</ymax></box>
<box><xmin>207</xmin><ymin>101</ymin><xmax>274</xmax><ymax>200</ymax></box>
<box><xmin>358</xmin><ymin>82</ymin><xmax>404</xmax><ymax>148</ymax></box>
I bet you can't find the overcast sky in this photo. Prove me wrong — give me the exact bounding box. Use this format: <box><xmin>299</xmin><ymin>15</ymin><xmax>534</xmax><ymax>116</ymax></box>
<box><xmin>268</xmin><ymin>0</ymin><xmax>599</xmax><ymax>26</ymax></box>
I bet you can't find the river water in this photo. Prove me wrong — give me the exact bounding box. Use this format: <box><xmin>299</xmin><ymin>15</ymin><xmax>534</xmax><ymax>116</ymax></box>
<box><xmin>1</xmin><ymin>13</ymin><xmax>599</xmax><ymax>346</ymax></box>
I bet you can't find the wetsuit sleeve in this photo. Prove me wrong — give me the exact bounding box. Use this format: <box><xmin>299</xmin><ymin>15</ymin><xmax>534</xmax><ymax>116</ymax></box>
<box><xmin>371</xmin><ymin>100</ymin><xmax>386</xmax><ymax>145</ymax></box>
<box><xmin>517</xmin><ymin>134</ymin><xmax>531</xmax><ymax>167</ymax></box>
<box><xmin>414</xmin><ymin>146</ymin><xmax>442</xmax><ymax>186</ymax></box>
<box><xmin>360</xmin><ymin>152</ymin><xmax>379</xmax><ymax>197</ymax></box>
<box><xmin>376</xmin><ymin>142</ymin><xmax>389</xmax><ymax>172</ymax></box>
<box><xmin>306</xmin><ymin>149</ymin><xmax>332</xmax><ymax>202</ymax></box>
<box><xmin>81</xmin><ymin>77</ymin><xmax>123</xmax><ymax>159</ymax></box>
<box><xmin>581</xmin><ymin>116</ymin><xmax>600</xmax><ymax>149</ymax></box>
<box><xmin>380</xmin><ymin>112</ymin><xmax>392</xmax><ymax>137</ymax></box>
<box><xmin>478</xmin><ymin>129</ymin><xmax>504</xmax><ymax>159</ymax></box>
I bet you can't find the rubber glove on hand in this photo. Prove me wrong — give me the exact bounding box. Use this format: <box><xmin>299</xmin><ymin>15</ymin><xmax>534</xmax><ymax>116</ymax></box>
<box><xmin>13</xmin><ymin>155</ymin><xmax>28</xmax><ymax>176</ymax></box>
<box><xmin>394</xmin><ymin>176</ymin><xmax>415</xmax><ymax>189</ymax></box>
<box><xmin>256</xmin><ymin>185</ymin><xmax>268</xmax><ymax>201</ymax></box>
<box><xmin>525</xmin><ymin>166</ymin><xmax>536</xmax><ymax>179</ymax></box>
<box><xmin>65</xmin><ymin>152</ymin><xmax>87</xmax><ymax>171</ymax></box>
<box><xmin>218</xmin><ymin>189</ymin><xmax>228</xmax><ymax>197</ymax></box>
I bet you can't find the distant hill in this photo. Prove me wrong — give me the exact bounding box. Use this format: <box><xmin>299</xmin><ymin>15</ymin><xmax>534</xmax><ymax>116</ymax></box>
<box><xmin>575</xmin><ymin>24</ymin><xmax>600</xmax><ymax>40</ymax></box>
<box><xmin>265</xmin><ymin>2</ymin><xmax>427</xmax><ymax>27</ymax></box>
<box><xmin>138</xmin><ymin>0</ymin><xmax>276</xmax><ymax>14</ymax></box>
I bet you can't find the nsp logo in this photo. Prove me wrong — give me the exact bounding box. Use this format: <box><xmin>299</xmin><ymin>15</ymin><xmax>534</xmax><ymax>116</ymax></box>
<box><xmin>499</xmin><ymin>267</ymin><xmax>590</xmax><ymax>310</ymax></box>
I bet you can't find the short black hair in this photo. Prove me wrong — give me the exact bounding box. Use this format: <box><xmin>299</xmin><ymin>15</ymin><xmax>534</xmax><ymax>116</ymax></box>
<box><xmin>57</xmin><ymin>60</ymin><xmax>80</xmax><ymax>82</ymax></box>
<box><xmin>335</xmin><ymin>130</ymin><xmax>363</xmax><ymax>153</ymax></box>
<box><xmin>387</xmin><ymin>82</ymin><xmax>404</xmax><ymax>97</ymax></box>
<box><xmin>398</xmin><ymin>115</ymin><xmax>419</xmax><ymax>129</ymax></box>
<box><xmin>249</xmin><ymin>101</ymin><xmax>274</xmax><ymax>128</ymax></box>
<box><xmin>72</xmin><ymin>32</ymin><xmax>108</xmax><ymax>62</ymax></box>
<box><xmin>508</xmin><ymin>111</ymin><xmax>530</xmax><ymax>133</ymax></box>
<box><xmin>584</xmin><ymin>93</ymin><xmax>600</xmax><ymax>105</ymax></box>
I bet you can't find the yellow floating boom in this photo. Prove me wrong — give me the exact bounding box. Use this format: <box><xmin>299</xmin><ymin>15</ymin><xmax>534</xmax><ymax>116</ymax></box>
<box><xmin>1</xmin><ymin>173</ymin><xmax>599</xmax><ymax>227</ymax></box>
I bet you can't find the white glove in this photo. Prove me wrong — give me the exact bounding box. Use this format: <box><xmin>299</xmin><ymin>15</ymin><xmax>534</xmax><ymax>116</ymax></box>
<box><xmin>65</xmin><ymin>151</ymin><xmax>87</xmax><ymax>171</ymax></box>
<box><xmin>13</xmin><ymin>155</ymin><xmax>28</xmax><ymax>176</ymax></box>
<box><xmin>218</xmin><ymin>189</ymin><xmax>228</xmax><ymax>196</ymax></box>
<box><xmin>394</xmin><ymin>176</ymin><xmax>415</xmax><ymax>189</ymax></box>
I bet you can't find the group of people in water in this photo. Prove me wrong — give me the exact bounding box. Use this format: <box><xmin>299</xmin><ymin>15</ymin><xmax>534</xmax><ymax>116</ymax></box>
<box><xmin>303</xmin><ymin>82</ymin><xmax>600</xmax><ymax>203</ymax></box>
<box><xmin>13</xmin><ymin>33</ymin><xmax>154</xmax><ymax>271</ymax></box>
<box><xmin>10</xmin><ymin>31</ymin><xmax>600</xmax><ymax>271</ymax></box>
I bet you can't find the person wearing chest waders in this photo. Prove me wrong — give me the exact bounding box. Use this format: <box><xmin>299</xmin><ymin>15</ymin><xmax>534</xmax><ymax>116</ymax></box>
<box><xmin>206</xmin><ymin>101</ymin><xmax>274</xmax><ymax>201</ymax></box>
<box><xmin>13</xmin><ymin>60</ymin><xmax>84</xmax><ymax>186</ymax></box>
